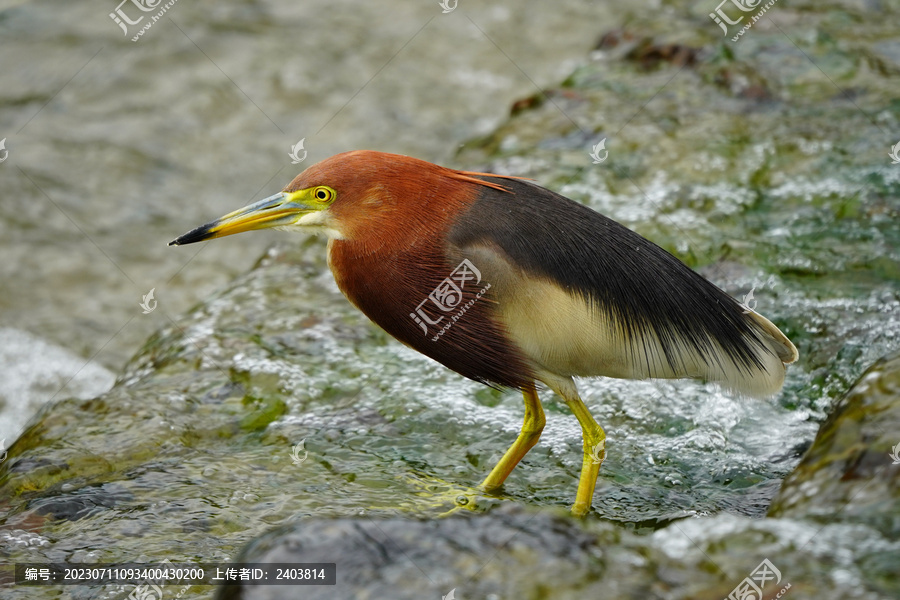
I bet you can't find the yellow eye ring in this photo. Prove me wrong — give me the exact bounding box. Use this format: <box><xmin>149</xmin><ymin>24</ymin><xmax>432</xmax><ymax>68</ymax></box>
<box><xmin>313</xmin><ymin>186</ymin><xmax>334</xmax><ymax>202</ymax></box>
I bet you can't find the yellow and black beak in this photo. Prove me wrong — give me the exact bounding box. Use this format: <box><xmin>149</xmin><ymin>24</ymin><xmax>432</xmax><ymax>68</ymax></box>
<box><xmin>168</xmin><ymin>191</ymin><xmax>317</xmax><ymax>246</ymax></box>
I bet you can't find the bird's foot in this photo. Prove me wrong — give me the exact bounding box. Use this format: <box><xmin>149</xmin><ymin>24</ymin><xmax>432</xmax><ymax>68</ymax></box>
<box><xmin>393</xmin><ymin>472</ymin><xmax>503</xmax><ymax>517</ymax></box>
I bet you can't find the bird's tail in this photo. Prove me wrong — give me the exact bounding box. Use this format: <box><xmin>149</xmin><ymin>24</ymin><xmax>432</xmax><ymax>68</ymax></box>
<box><xmin>714</xmin><ymin>310</ymin><xmax>798</xmax><ymax>398</ymax></box>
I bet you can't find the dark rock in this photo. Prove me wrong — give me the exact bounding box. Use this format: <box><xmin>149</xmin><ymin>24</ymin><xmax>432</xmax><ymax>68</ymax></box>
<box><xmin>215</xmin><ymin>503</ymin><xmax>900</xmax><ymax>600</ymax></box>
<box><xmin>769</xmin><ymin>350</ymin><xmax>900</xmax><ymax>537</ymax></box>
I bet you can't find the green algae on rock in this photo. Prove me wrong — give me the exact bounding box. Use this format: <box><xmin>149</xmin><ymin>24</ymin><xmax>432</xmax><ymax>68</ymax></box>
<box><xmin>769</xmin><ymin>350</ymin><xmax>900</xmax><ymax>536</ymax></box>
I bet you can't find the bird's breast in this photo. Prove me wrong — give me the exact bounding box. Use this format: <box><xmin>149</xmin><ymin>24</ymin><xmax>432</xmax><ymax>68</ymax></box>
<box><xmin>326</xmin><ymin>237</ymin><xmax>533</xmax><ymax>389</ymax></box>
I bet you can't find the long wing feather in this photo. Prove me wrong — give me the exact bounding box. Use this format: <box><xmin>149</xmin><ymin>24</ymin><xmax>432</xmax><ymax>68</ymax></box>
<box><xmin>448</xmin><ymin>177</ymin><xmax>797</xmax><ymax>397</ymax></box>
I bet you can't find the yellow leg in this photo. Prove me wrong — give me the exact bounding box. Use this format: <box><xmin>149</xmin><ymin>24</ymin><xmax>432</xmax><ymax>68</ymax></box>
<box><xmin>479</xmin><ymin>382</ymin><xmax>546</xmax><ymax>492</ymax></box>
<box><xmin>563</xmin><ymin>393</ymin><xmax>606</xmax><ymax>517</ymax></box>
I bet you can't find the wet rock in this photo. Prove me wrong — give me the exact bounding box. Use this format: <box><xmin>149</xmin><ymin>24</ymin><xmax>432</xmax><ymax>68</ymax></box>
<box><xmin>30</xmin><ymin>483</ymin><xmax>133</xmax><ymax>523</ymax></box>
<box><xmin>216</xmin><ymin>505</ymin><xmax>899</xmax><ymax>600</ymax></box>
<box><xmin>594</xmin><ymin>30</ymin><xmax>702</xmax><ymax>70</ymax></box>
<box><xmin>216</xmin><ymin>506</ymin><xmax>609</xmax><ymax>600</ymax></box>
<box><xmin>769</xmin><ymin>350</ymin><xmax>900</xmax><ymax>535</ymax></box>
<box><xmin>624</xmin><ymin>40</ymin><xmax>700</xmax><ymax>70</ymax></box>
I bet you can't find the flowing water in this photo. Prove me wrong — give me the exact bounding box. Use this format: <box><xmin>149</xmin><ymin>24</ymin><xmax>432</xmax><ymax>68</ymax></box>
<box><xmin>0</xmin><ymin>0</ymin><xmax>603</xmax><ymax>443</ymax></box>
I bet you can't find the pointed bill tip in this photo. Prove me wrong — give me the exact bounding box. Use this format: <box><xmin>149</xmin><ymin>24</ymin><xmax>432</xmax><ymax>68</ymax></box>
<box><xmin>168</xmin><ymin>190</ymin><xmax>313</xmax><ymax>248</ymax></box>
<box><xmin>168</xmin><ymin>222</ymin><xmax>216</xmax><ymax>247</ymax></box>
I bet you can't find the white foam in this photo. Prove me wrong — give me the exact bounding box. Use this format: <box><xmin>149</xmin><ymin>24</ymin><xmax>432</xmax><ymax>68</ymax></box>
<box><xmin>0</xmin><ymin>327</ymin><xmax>115</xmax><ymax>443</ymax></box>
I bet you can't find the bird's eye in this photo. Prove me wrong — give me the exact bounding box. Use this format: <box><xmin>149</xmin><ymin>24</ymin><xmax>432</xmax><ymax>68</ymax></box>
<box><xmin>313</xmin><ymin>187</ymin><xmax>333</xmax><ymax>202</ymax></box>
